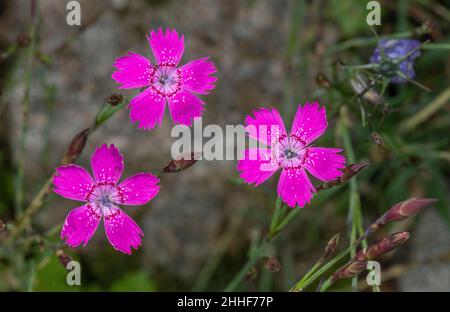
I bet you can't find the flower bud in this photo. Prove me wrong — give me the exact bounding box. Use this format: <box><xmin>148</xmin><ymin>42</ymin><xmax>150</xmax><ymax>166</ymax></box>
<box><xmin>365</xmin><ymin>198</ymin><xmax>436</xmax><ymax>237</ymax></box>
<box><xmin>62</xmin><ymin>128</ymin><xmax>90</xmax><ymax>165</ymax></box>
<box><xmin>317</xmin><ymin>162</ymin><xmax>370</xmax><ymax>191</ymax></box>
<box><xmin>56</xmin><ymin>250</ymin><xmax>72</xmax><ymax>269</ymax></box>
<box><xmin>106</xmin><ymin>93</ymin><xmax>123</xmax><ymax>107</ymax></box>
<box><xmin>163</xmin><ymin>152</ymin><xmax>201</xmax><ymax>173</ymax></box>
<box><xmin>385</xmin><ymin>198</ymin><xmax>437</xmax><ymax>222</ymax></box>
<box><xmin>264</xmin><ymin>256</ymin><xmax>281</xmax><ymax>272</ymax></box>
<box><xmin>355</xmin><ymin>232</ymin><xmax>410</xmax><ymax>261</ymax></box>
<box><xmin>16</xmin><ymin>34</ymin><xmax>30</xmax><ymax>47</ymax></box>
<box><xmin>315</xmin><ymin>73</ymin><xmax>332</xmax><ymax>89</ymax></box>
<box><xmin>323</xmin><ymin>233</ymin><xmax>340</xmax><ymax>260</ymax></box>
<box><xmin>0</xmin><ymin>219</ymin><xmax>5</xmax><ymax>233</ymax></box>
<box><xmin>332</xmin><ymin>261</ymin><xmax>367</xmax><ymax>281</ymax></box>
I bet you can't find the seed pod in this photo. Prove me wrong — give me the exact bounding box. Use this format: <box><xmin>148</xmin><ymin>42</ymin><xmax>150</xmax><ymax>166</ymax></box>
<box><xmin>106</xmin><ymin>93</ymin><xmax>123</xmax><ymax>107</ymax></box>
<box><xmin>62</xmin><ymin>128</ymin><xmax>90</xmax><ymax>165</ymax></box>
<box><xmin>163</xmin><ymin>152</ymin><xmax>201</xmax><ymax>173</ymax></box>
<box><xmin>355</xmin><ymin>232</ymin><xmax>410</xmax><ymax>261</ymax></box>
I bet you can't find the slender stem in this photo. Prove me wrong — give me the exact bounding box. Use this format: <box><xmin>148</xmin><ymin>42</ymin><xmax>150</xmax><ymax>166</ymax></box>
<box><xmin>339</xmin><ymin>107</ymin><xmax>366</xmax><ymax>291</ymax></box>
<box><xmin>399</xmin><ymin>87</ymin><xmax>450</xmax><ymax>133</ymax></box>
<box><xmin>224</xmin><ymin>236</ymin><xmax>266</xmax><ymax>292</ymax></box>
<box><xmin>15</xmin><ymin>10</ymin><xmax>38</xmax><ymax>216</ymax></box>
<box><xmin>291</xmin><ymin>243</ymin><xmax>356</xmax><ymax>291</ymax></box>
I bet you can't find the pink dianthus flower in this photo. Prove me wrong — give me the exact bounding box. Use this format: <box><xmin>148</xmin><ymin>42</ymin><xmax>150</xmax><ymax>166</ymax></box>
<box><xmin>112</xmin><ymin>27</ymin><xmax>217</xmax><ymax>130</ymax></box>
<box><xmin>53</xmin><ymin>144</ymin><xmax>160</xmax><ymax>254</ymax></box>
<box><xmin>237</xmin><ymin>102</ymin><xmax>346</xmax><ymax>208</ymax></box>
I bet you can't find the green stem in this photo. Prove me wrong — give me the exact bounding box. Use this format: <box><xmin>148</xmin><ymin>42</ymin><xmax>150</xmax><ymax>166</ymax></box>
<box><xmin>224</xmin><ymin>236</ymin><xmax>266</xmax><ymax>292</ymax></box>
<box><xmin>15</xmin><ymin>14</ymin><xmax>38</xmax><ymax>216</ymax></box>
<box><xmin>339</xmin><ymin>107</ymin><xmax>366</xmax><ymax>291</ymax></box>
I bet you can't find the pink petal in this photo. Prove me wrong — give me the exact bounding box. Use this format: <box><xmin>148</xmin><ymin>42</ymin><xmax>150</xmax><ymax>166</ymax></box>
<box><xmin>147</xmin><ymin>27</ymin><xmax>184</xmax><ymax>66</ymax></box>
<box><xmin>180</xmin><ymin>57</ymin><xmax>217</xmax><ymax>94</ymax></box>
<box><xmin>113</xmin><ymin>173</ymin><xmax>160</xmax><ymax>205</ymax></box>
<box><xmin>245</xmin><ymin>107</ymin><xmax>287</xmax><ymax>147</ymax></box>
<box><xmin>303</xmin><ymin>147</ymin><xmax>346</xmax><ymax>182</ymax></box>
<box><xmin>277</xmin><ymin>168</ymin><xmax>315</xmax><ymax>208</ymax></box>
<box><xmin>290</xmin><ymin>102</ymin><xmax>328</xmax><ymax>146</ymax></box>
<box><xmin>90</xmin><ymin>144</ymin><xmax>124</xmax><ymax>184</ymax></box>
<box><xmin>128</xmin><ymin>87</ymin><xmax>166</xmax><ymax>130</ymax></box>
<box><xmin>237</xmin><ymin>148</ymin><xmax>279</xmax><ymax>186</ymax></box>
<box><xmin>61</xmin><ymin>204</ymin><xmax>101</xmax><ymax>247</ymax></box>
<box><xmin>104</xmin><ymin>207</ymin><xmax>144</xmax><ymax>255</ymax></box>
<box><xmin>111</xmin><ymin>52</ymin><xmax>154</xmax><ymax>89</ymax></box>
<box><xmin>168</xmin><ymin>90</ymin><xmax>204</xmax><ymax>126</ymax></box>
<box><xmin>53</xmin><ymin>165</ymin><xmax>94</xmax><ymax>202</ymax></box>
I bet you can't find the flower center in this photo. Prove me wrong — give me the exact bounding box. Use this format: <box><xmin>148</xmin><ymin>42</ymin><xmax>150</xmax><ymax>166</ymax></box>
<box><xmin>274</xmin><ymin>134</ymin><xmax>308</xmax><ymax>169</ymax></box>
<box><xmin>100</xmin><ymin>195</ymin><xmax>112</xmax><ymax>207</ymax></box>
<box><xmin>150</xmin><ymin>64</ymin><xmax>181</xmax><ymax>97</ymax></box>
<box><xmin>284</xmin><ymin>149</ymin><xmax>297</xmax><ymax>159</ymax></box>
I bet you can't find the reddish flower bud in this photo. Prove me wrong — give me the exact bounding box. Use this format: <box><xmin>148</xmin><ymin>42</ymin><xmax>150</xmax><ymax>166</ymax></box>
<box><xmin>317</xmin><ymin>162</ymin><xmax>370</xmax><ymax>191</ymax></box>
<box><xmin>365</xmin><ymin>198</ymin><xmax>436</xmax><ymax>237</ymax></box>
<box><xmin>62</xmin><ymin>128</ymin><xmax>90</xmax><ymax>165</ymax></box>
<box><xmin>163</xmin><ymin>152</ymin><xmax>201</xmax><ymax>173</ymax></box>
<box><xmin>56</xmin><ymin>250</ymin><xmax>72</xmax><ymax>269</ymax></box>
<box><xmin>385</xmin><ymin>198</ymin><xmax>437</xmax><ymax>222</ymax></box>
<box><xmin>16</xmin><ymin>34</ymin><xmax>30</xmax><ymax>47</ymax></box>
<box><xmin>0</xmin><ymin>219</ymin><xmax>5</xmax><ymax>233</ymax></box>
<box><xmin>355</xmin><ymin>232</ymin><xmax>410</xmax><ymax>261</ymax></box>
<box><xmin>332</xmin><ymin>261</ymin><xmax>367</xmax><ymax>281</ymax></box>
<box><xmin>264</xmin><ymin>256</ymin><xmax>281</xmax><ymax>272</ymax></box>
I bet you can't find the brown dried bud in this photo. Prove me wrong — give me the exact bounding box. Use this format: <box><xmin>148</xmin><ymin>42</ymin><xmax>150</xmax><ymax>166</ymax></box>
<box><xmin>264</xmin><ymin>256</ymin><xmax>281</xmax><ymax>272</ymax></box>
<box><xmin>56</xmin><ymin>250</ymin><xmax>72</xmax><ymax>269</ymax></box>
<box><xmin>371</xmin><ymin>132</ymin><xmax>385</xmax><ymax>146</ymax></box>
<box><xmin>16</xmin><ymin>34</ymin><xmax>30</xmax><ymax>47</ymax></box>
<box><xmin>317</xmin><ymin>162</ymin><xmax>370</xmax><ymax>190</ymax></box>
<box><xmin>62</xmin><ymin>128</ymin><xmax>90</xmax><ymax>165</ymax></box>
<box><xmin>323</xmin><ymin>233</ymin><xmax>340</xmax><ymax>260</ymax></box>
<box><xmin>350</xmin><ymin>73</ymin><xmax>384</xmax><ymax>106</ymax></box>
<box><xmin>0</xmin><ymin>219</ymin><xmax>5</xmax><ymax>232</ymax></box>
<box><xmin>386</xmin><ymin>198</ymin><xmax>437</xmax><ymax>222</ymax></box>
<box><xmin>332</xmin><ymin>261</ymin><xmax>367</xmax><ymax>281</ymax></box>
<box><xmin>355</xmin><ymin>232</ymin><xmax>410</xmax><ymax>261</ymax></box>
<box><xmin>413</xmin><ymin>20</ymin><xmax>437</xmax><ymax>40</ymax></box>
<box><xmin>163</xmin><ymin>152</ymin><xmax>201</xmax><ymax>173</ymax></box>
<box><xmin>315</xmin><ymin>73</ymin><xmax>332</xmax><ymax>89</ymax></box>
<box><xmin>106</xmin><ymin>93</ymin><xmax>123</xmax><ymax>107</ymax></box>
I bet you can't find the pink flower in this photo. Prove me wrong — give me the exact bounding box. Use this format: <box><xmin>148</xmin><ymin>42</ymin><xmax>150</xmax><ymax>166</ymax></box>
<box><xmin>53</xmin><ymin>144</ymin><xmax>160</xmax><ymax>254</ymax></box>
<box><xmin>237</xmin><ymin>102</ymin><xmax>346</xmax><ymax>208</ymax></box>
<box><xmin>112</xmin><ymin>27</ymin><xmax>217</xmax><ymax>130</ymax></box>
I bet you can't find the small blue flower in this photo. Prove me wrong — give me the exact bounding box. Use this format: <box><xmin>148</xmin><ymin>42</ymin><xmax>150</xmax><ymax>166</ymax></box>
<box><xmin>370</xmin><ymin>39</ymin><xmax>421</xmax><ymax>83</ymax></box>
